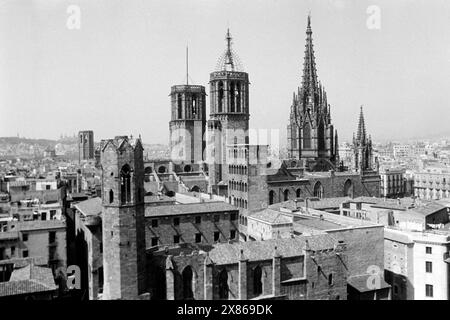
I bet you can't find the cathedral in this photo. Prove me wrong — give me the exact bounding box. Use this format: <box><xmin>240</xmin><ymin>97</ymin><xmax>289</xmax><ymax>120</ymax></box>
<box><xmin>93</xmin><ymin>15</ymin><xmax>385</xmax><ymax>300</ymax></box>
<box><xmin>144</xmin><ymin>15</ymin><xmax>380</xmax><ymax>213</ymax></box>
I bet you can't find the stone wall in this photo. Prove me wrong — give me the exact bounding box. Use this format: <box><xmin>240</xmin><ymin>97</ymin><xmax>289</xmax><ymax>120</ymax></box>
<box><xmin>145</xmin><ymin>210</ymin><xmax>239</xmax><ymax>247</ymax></box>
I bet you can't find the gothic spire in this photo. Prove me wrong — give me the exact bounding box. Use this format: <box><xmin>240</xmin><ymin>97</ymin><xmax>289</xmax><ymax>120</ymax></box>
<box><xmin>301</xmin><ymin>14</ymin><xmax>318</xmax><ymax>99</ymax></box>
<box><xmin>356</xmin><ymin>105</ymin><xmax>367</xmax><ymax>143</ymax></box>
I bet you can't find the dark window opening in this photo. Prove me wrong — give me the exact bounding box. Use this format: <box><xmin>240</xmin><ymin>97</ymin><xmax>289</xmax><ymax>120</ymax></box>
<box><xmin>109</xmin><ymin>190</ymin><xmax>114</xmax><ymax>203</ymax></box>
<box><xmin>49</xmin><ymin>231</ymin><xmax>56</xmax><ymax>244</ymax></box>
<box><xmin>182</xmin><ymin>266</ymin><xmax>194</xmax><ymax>300</ymax></box>
<box><xmin>426</xmin><ymin>261</ymin><xmax>432</xmax><ymax>273</ymax></box>
<box><xmin>218</xmin><ymin>269</ymin><xmax>229</xmax><ymax>299</ymax></box>
<box><xmin>253</xmin><ymin>266</ymin><xmax>263</xmax><ymax>295</ymax></box>
<box><xmin>120</xmin><ymin>164</ymin><xmax>131</xmax><ymax>204</ymax></box>
<box><xmin>426</xmin><ymin>284</ymin><xmax>433</xmax><ymax>297</ymax></box>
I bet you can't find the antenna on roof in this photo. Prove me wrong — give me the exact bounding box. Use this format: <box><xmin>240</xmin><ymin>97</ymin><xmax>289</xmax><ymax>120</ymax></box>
<box><xmin>186</xmin><ymin>45</ymin><xmax>189</xmax><ymax>85</ymax></box>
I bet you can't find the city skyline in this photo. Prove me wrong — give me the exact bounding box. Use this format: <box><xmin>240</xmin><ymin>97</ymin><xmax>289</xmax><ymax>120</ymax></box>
<box><xmin>1</xmin><ymin>0</ymin><xmax>450</xmax><ymax>144</ymax></box>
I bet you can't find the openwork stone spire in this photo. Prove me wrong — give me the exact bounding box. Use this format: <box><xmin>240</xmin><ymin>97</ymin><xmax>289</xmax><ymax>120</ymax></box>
<box><xmin>215</xmin><ymin>28</ymin><xmax>243</xmax><ymax>72</ymax></box>
<box><xmin>356</xmin><ymin>106</ymin><xmax>367</xmax><ymax>143</ymax></box>
<box><xmin>301</xmin><ymin>14</ymin><xmax>318</xmax><ymax>100</ymax></box>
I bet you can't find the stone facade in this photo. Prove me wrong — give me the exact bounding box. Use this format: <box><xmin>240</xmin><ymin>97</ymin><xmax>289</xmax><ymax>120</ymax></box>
<box><xmin>414</xmin><ymin>169</ymin><xmax>450</xmax><ymax>200</ymax></box>
<box><xmin>169</xmin><ymin>85</ymin><xmax>206</xmax><ymax>164</ymax></box>
<box><xmin>78</xmin><ymin>130</ymin><xmax>94</xmax><ymax>161</ymax></box>
<box><xmin>287</xmin><ymin>15</ymin><xmax>338</xmax><ymax>169</ymax></box>
<box><xmin>100</xmin><ymin>136</ymin><xmax>147</xmax><ymax>300</ymax></box>
<box><xmin>145</xmin><ymin>203</ymin><xmax>239</xmax><ymax>247</ymax></box>
<box><xmin>148</xmin><ymin>235</ymin><xmax>347</xmax><ymax>300</ymax></box>
<box><xmin>207</xmin><ymin>30</ymin><xmax>250</xmax><ymax>193</ymax></box>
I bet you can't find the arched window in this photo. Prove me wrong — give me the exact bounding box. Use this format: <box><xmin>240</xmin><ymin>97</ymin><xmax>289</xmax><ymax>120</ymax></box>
<box><xmin>253</xmin><ymin>266</ymin><xmax>263</xmax><ymax>295</ymax></box>
<box><xmin>192</xmin><ymin>95</ymin><xmax>197</xmax><ymax>116</ymax></box>
<box><xmin>120</xmin><ymin>164</ymin><xmax>131</xmax><ymax>204</ymax></box>
<box><xmin>218</xmin><ymin>81</ymin><xmax>224</xmax><ymax>113</ymax></box>
<box><xmin>303</xmin><ymin>123</ymin><xmax>311</xmax><ymax>149</ymax></box>
<box><xmin>177</xmin><ymin>94</ymin><xmax>183</xmax><ymax>119</ymax></box>
<box><xmin>344</xmin><ymin>179</ymin><xmax>353</xmax><ymax>198</ymax></box>
<box><xmin>218</xmin><ymin>269</ymin><xmax>229</xmax><ymax>299</ymax></box>
<box><xmin>230</xmin><ymin>82</ymin><xmax>235</xmax><ymax>112</ymax></box>
<box><xmin>283</xmin><ymin>189</ymin><xmax>289</xmax><ymax>201</ymax></box>
<box><xmin>109</xmin><ymin>189</ymin><xmax>114</xmax><ymax>203</ymax></box>
<box><xmin>313</xmin><ymin>182</ymin><xmax>323</xmax><ymax>199</ymax></box>
<box><xmin>182</xmin><ymin>266</ymin><xmax>194</xmax><ymax>300</ymax></box>
<box><xmin>236</xmin><ymin>82</ymin><xmax>241</xmax><ymax>112</ymax></box>
<box><xmin>269</xmin><ymin>190</ymin><xmax>275</xmax><ymax>205</ymax></box>
<box><xmin>296</xmin><ymin>188</ymin><xmax>301</xmax><ymax>198</ymax></box>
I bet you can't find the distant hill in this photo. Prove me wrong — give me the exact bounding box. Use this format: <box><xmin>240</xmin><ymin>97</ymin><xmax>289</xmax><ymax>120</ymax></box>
<box><xmin>0</xmin><ymin>137</ymin><xmax>57</xmax><ymax>146</ymax></box>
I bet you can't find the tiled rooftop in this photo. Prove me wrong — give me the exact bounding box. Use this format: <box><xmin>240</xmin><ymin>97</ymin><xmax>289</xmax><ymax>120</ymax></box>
<box><xmin>207</xmin><ymin>234</ymin><xmax>338</xmax><ymax>265</ymax></box>
<box><xmin>249</xmin><ymin>209</ymin><xmax>293</xmax><ymax>225</ymax></box>
<box><xmin>0</xmin><ymin>265</ymin><xmax>57</xmax><ymax>297</ymax></box>
<box><xmin>74</xmin><ymin>197</ymin><xmax>102</xmax><ymax>217</ymax></box>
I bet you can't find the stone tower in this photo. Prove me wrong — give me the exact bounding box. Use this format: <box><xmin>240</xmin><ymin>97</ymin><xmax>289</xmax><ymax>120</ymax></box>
<box><xmin>78</xmin><ymin>130</ymin><xmax>94</xmax><ymax>162</ymax></box>
<box><xmin>208</xmin><ymin>29</ymin><xmax>250</xmax><ymax>194</ymax></box>
<box><xmin>287</xmin><ymin>15</ymin><xmax>338</xmax><ymax>171</ymax></box>
<box><xmin>169</xmin><ymin>49</ymin><xmax>207</xmax><ymax>164</ymax></box>
<box><xmin>100</xmin><ymin>135</ymin><xmax>147</xmax><ymax>300</ymax></box>
<box><xmin>353</xmin><ymin>106</ymin><xmax>374</xmax><ymax>173</ymax></box>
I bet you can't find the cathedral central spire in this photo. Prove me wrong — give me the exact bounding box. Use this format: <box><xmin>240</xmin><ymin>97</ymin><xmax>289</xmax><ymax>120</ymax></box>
<box><xmin>356</xmin><ymin>106</ymin><xmax>367</xmax><ymax>143</ymax></box>
<box><xmin>287</xmin><ymin>14</ymin><xmax>338</xmax><ymax>168</ymax></box>
<box><xmin>301</xmin><ymin>14</ymin><xmax>318</xmax><ymax>99</ymax></box>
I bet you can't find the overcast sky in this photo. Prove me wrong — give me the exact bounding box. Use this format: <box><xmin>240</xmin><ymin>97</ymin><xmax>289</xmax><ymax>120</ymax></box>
<box><xmin>0</xmin><ymin>0</ymin><xmax>449</xmax><ymax>145</ymax></box>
